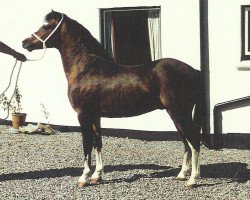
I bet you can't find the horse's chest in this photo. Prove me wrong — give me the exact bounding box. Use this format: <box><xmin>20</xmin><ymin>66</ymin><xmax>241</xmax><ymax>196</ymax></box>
<box><xmin>68</xmin><ymin>84</ymin><xmax>98</xmax><ymax>111</ymax></box>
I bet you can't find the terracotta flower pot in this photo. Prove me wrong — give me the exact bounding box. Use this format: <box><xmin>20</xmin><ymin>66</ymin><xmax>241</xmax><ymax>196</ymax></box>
<box><xmin>12</xmin><ymin>113</ymin><xmax>27</xmax><ymax>129</ymax></box>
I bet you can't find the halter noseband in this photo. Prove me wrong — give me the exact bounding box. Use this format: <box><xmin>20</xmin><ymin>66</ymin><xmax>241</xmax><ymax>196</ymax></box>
<box><xmin>32</xmin><ymin>13</ymin><xmax>64</xmax><ymax>49</ymax></box>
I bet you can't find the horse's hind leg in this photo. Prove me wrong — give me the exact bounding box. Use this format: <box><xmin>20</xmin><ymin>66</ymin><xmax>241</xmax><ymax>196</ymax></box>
<box><xmin>186</xmin><ymin>137</ymin><xmax>200</xmax><ymax>188</ymax></box>
<box><xmin>176</xmin><ymin>140</ymin><xmax>191</xmax><ymax>181</ymax></box>
<box><xmin>171</xmin><ymin>118</ymin><xmax>192</xmax><ymax>180</ymax></box>
<box><xmin>168</xmin><ymin>109</ymin><xmax>200</xmax><ymax>188</ymax></box>
<box><xmin>90</xmin><ymin>118</ymin><xmax>104</xmax><ymax>184</ymax></box>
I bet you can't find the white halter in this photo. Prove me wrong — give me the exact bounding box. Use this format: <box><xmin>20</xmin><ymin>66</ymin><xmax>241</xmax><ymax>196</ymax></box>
<box><xmin>29</xmin><ymin>13</ymin><xmax>64</xmax><ymax>61</ymax></box>
<box><xmin>32</xmin><ymin>13</ymin><xmax>64</xmax><ymax>49</ymax></box>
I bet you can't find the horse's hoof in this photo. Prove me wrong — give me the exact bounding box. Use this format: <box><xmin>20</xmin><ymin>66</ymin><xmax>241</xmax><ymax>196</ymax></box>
<box><xmin>176</xmin><ymin>176</ymin><xmax>186</xmax><ymax>181</ymax></box>
<box><xmin>90</xmin><ymin>177</ymin><xmax>102</xmax><ymax>184</ymax></box>
<box><xmin>77</xmin><ymin>181</ymin><xmax>88</xmax><ymax>188</ymax></box>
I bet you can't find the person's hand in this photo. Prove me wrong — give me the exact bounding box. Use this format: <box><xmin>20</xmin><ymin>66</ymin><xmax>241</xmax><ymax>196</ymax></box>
<box><xmin>13</xmin><ymin>51</ymin><xmax>27</xmax><ymax>62</ymax></box>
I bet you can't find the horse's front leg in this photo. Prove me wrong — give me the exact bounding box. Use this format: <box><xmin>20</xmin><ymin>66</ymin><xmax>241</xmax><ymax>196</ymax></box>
<box><xmin>77</xmin><ymin>113</ymin><xmax>94</xmax><ymax>187</ymax></box>
<box><xmin>90</xmin><ymin>119</ymin><xmax>103</xmax><ymax>184</ymax></box>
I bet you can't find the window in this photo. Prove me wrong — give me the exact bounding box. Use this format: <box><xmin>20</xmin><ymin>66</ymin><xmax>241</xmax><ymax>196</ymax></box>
<box><xmin>100</xmin><ymin>6</ymin><xmax>161</xmax><ymax>65</ymax></box>
<box><xmin>241</xmin><ymin>5</ymin><xmax>250</xmax><ymax>60</ymax></box>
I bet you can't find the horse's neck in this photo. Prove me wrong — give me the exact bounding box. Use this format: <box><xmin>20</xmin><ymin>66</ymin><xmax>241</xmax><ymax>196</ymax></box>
<box><xmin>57</xmin><ymin>20</ymin><xmax>114</xmax><ymax>85</ymax></box>
<box><xmin>58</xmin><ymin>38</ymin><xmax>99</xmax><ymax>85</ymax></box>
<box><xmin>58</xmin><ymin>24</ymin><xmax>109</xmax><ymax>75</ymax></box>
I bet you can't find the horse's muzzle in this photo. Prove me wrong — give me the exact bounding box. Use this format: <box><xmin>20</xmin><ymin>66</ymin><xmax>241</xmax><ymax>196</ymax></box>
<box><xmin>22</xmin><ymin>39</ymin><xmax>33</xmax><ymax>52</ymax></box>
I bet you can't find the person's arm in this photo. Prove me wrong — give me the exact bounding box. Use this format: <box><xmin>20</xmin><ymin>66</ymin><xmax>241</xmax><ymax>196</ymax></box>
<box><xmin>0</xmin><ymin>41</ymin><xmax>27</xmax><ymax>62</ymax></box>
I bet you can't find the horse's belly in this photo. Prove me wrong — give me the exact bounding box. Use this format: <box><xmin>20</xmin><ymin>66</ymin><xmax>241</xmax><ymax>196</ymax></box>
<box><xmin>100</xmin><ymin>90</ymin><xmax>162</xmax><ymax>117</ymax></box>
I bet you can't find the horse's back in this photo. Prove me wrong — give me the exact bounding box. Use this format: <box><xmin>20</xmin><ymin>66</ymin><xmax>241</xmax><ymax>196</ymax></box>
<box><xmin>114</xmin><ymin>57</ymin><xmax>201</xmax><ymax>80</ymax></box>
<box><xmin>153</xmin><ymin>58</ymin><xmax>200</xmax><ymax>76</ymax></box>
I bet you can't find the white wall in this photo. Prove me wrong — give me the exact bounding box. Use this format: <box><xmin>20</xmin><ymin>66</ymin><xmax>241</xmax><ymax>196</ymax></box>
<box><xmin>0</xmin><ymin>0</ymin><xmax>200</xmax><ymax>131</ymax></box>
<box><xmin>209</xmin><ymin>0</ymin><xmax>250</xmax><ymax>133</ymax></box>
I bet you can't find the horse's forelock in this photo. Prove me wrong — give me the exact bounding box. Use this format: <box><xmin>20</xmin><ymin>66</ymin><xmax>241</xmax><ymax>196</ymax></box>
<box><xmin>44</xmin><ymin>10</ymin><xmax>65</xmax><ymax>22</ymax></box>
<box><xmin>43</xmin><ymin>11</ymin><xmax>89</xmax><ymax>37</ymax></box>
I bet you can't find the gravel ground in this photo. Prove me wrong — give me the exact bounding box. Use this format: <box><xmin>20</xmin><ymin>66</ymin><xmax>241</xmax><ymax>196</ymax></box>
<box><xmin>0</xmin><ymin>125</ymin><xmax>249</xmax><ymax>200</ymax></box>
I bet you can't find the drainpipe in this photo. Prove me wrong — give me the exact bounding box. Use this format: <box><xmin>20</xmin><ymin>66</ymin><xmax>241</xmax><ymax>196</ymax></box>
<box><xmin>200</xmin><ymin>0</ymin><xmax>211</xmax><ymax>135</ymax></box>
<box><xmin>213</xmin><ymin>96</ymin><xmax>250</xmax><ymax>148</ymax></box>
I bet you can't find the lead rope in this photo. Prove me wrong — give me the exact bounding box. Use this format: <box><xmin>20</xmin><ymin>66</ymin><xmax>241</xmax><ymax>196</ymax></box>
<box><xmin>0</xmin><ymin>46</ymin><xmax>47</xmax><ymax>120</ymax></box>
<box><xmin>0</xmin><ymin>49</ymin><xmax>46</xmax><ymax>120</ymax></box>
<box><xmin>0</xmin><ymin>51</ymin><xmax>45</xmax><ymax>120</ymax></box>
<box><xmin>0</xmin><ymin>59</ymin><xmax>23</xmax><ymax>119</ymax></box>
<box><xmin>0</xmin><ymin>13</ymin><xmax>64</xmax><ymax>120</ymax></box>
<box><xmin>27</xmin><ymin>47</ymin><xmax>47</xmax><ymax>61</ymax></box>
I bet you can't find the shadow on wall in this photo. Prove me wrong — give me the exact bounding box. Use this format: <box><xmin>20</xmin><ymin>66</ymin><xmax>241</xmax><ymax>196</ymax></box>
<box><xmin>1</xmin><ymin>119</ymin><xmax>250</xmax><ymax>150</ymax></box>
<box><xmin>101</xmin><ymin>128</ymin><xmax>180</xmax><ymax>142</ymax></box>
<box><xmin>0</xmin><ymin>119</ymin><xmax>181</xmax><ymax>142</ymax></box>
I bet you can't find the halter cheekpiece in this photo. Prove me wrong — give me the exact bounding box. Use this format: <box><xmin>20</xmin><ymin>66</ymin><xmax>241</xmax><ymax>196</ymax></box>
<box><xmin>32</xmin><ymin>13</ymin><xmax>64</xmax><ymax>49</ymax></box>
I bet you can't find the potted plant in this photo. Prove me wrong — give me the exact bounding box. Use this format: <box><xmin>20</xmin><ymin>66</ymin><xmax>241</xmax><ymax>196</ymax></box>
<box><xmin>0</xmin><ymin>86</ymin><xmax>26</xmax><ymax>129</ymax></box>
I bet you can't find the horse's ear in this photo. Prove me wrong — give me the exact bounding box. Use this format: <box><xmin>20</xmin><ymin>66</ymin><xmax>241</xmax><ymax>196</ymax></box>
<box><xmin>51</xmin><ymin>9</ymin><xmax>54</xmax><ymax>13</ymax></box>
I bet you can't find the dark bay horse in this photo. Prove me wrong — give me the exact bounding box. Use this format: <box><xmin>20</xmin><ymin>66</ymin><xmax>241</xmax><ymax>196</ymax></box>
<box><xmin>22</xmin><ymin>11</ymin><xmax>206</xmax><ymax>188</ymax></box>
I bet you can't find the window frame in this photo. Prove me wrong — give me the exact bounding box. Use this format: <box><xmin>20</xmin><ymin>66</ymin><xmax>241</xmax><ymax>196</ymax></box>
<box><xmin>241</xmin><ymin>5</ymin><xmax>250</xmax><ymax>60</ymax></box>
<box><xmin>99</xmin><ymin>6</ymin><xmax>161</xmax><ymax>64</ymax></box>
<box><xmin>99</xmin><ymin>6</ymin><xmax>160</xmax><ymax>47</ymax></box>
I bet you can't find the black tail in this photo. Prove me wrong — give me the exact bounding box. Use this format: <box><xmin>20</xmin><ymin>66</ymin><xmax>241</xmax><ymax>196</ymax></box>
<box><xmin>193</xmin><ymin>72</ymin><xmax>213</xmax><ymax>149</ymax></box>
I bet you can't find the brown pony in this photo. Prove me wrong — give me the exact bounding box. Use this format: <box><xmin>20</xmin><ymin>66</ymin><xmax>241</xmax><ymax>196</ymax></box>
<box><xmin>22</xmin><ymin>11</ymin><xmax>206</xmax><ymax>188</ymax></box>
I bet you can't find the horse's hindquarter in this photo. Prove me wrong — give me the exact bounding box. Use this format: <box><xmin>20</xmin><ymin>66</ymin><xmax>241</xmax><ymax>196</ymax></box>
<box><xmin>153</xmin><ymin>58</ymin><xmax>202</xmax><ymax>110</ymax></box>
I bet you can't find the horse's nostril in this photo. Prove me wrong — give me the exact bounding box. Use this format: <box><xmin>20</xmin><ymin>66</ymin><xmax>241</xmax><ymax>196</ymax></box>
<box><xmin>22</xmin><ymin>41</ymin><xmax>30</xmax><ymax>49</ymax></box>
<box><xmin>22</xmin><ymin>42</ymin><xmax>27</xmax><ymax>48</ymax></box>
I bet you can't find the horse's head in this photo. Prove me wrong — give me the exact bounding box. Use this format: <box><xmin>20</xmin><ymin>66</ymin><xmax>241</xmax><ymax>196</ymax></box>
<box><xmin>22</xmin><ymin>10</ymin><xmax>64</xmax><ymax>51</ymax></box>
